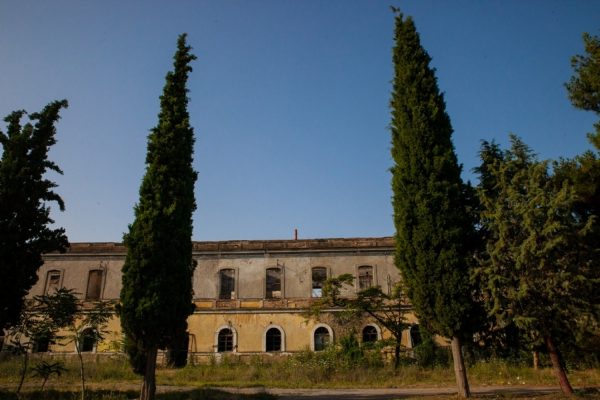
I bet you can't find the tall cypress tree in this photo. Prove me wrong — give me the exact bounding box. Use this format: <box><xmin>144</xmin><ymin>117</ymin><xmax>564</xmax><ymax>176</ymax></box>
<box><xmin>390</xmin><ymin>12</ymin><xmax>474</xmax><ymax>397</ymax></box>
<box><xmin>0</xmin><ymin>100</ymin><xmax>69</xmax><ymax>331</ymax></box>
<box><xmin>119</xmin><ymin>34</ymin><xmax>197</xmax><ymax>400</ymax></box>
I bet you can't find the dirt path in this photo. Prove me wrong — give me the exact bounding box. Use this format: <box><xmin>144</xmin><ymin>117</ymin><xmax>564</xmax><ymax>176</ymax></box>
<box><xmin>215</xmin><ymin>385</ymin><xmax>562</xmax><ymax>399</ymax></box>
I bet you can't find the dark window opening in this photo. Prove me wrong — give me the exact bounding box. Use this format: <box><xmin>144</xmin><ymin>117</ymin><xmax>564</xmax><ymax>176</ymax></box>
<box><xmin>218</xmin><ymin>328</ymin><xmax>234</xmax><ymax>352</ymax></box>
<box><xmin>86</xmin><ymin>269</ymin><xmax>103</xmax><ymax>301</ymax></box>
<box><xmin>45</xmin><ymin>270</ymin><xmax>62</xmax><ymax>294</ymax></box>
<box><xmin>311</xmin><ymin>267</ymin><xmax>327</xmax><ymax>298</ymax></box>
<box><xmin>410</xmin><ymin>325</ymin><xmax>422</xmax><ymax>347</ymax></box>
<box><xmin>314</xmin><ymin>327</ymin><xmax>330</xmax><ymax>351</ymax></box>
<box><xmin>266</xmin><ymin>268</ymin><xmax>282</xmax><ymax>299</ymax></box>
<box><xmin>358</xmin><ymin>266</ymin><xmax>373</xmax><ymax>290</ymax></box>
<box><xmin>219</xmin><ymin>269</ymin><xmax>235</xmax><ymax>299</ymax></box>
<box><xmin>80</xmin><ymin>328</ymin><xmax>97</xmax><ymax>352</ymax></box>
<box><xmin>33</xmin><ymin>337</ymin><xmax>50</xmax><ymax>353</ymax></box>
<box><xmin>362</xmin><ymin>326</ymin><xmax>378</xmax><ymax>343</ymax></box>
<box><xmin>266</xmin><ymin>328</ymin><xmax>282</xmax><ymax>352</ymax></box>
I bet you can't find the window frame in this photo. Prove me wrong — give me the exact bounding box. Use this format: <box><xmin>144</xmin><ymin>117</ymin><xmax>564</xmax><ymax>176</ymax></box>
<box><xmin>264</xmin><ymin>326</ymin><xmax>284</xmax><ymax>352</ymax></box>
<box><xmin>311</xmin><ymin>324</ymin><xmax>333</xmax><ymax>351</ymax></box>
<box><xmin>215</xmin><ymin>326</ymin><xmax>237</xmax><ymax>353</ymax></box>
<box><xmin>311</xmin><ymin>267</ymin><xmax>328</xmax><ymax>298</ymax></box>
<box><xmin>357</xmin><ymin>265</ymin><xmax>375</xmax><ymax>290</ymax></box>
<box><xmin>265</xmin><ymin>267</ymin><xmax>283</xmax><ymax>299</ymax></box>
<box><xmin>44</xmin><ymin>269</ymin><xmax>63</xmax><ymax>295</ymax></box>
<box><xmin>85</xmin><ymin>269</ymin><xmax>105</xmax><ymax>301</ymax></box>
<box><xmin>218</xmin><ymin>268</ymin><xmax>236</xmax><ymax>300</ymax></box>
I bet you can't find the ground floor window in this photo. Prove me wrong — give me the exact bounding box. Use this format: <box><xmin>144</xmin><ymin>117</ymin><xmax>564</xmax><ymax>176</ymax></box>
<box><xmin>265</xmin><ymin>328</ymin><xmax>282</xmax><ymax>352</ymax></box>
<box><xmin>80</xmin><ymin>328</ymin><xmax>97</xmax><ymax>352</ymax></box>
<box><xmin>218</xmin><ymin>328</ymin><xmax>234</xmax><ymax>352</ymax></box>
<box><xmin>362</xmin><ymin>325</ymin><xmax>378</xmax><ymax>343</ymax></box>
<box><xmin>314</xmin><ymin>327</ymin><xmax>330</xmax><ymax>351</ymax></box>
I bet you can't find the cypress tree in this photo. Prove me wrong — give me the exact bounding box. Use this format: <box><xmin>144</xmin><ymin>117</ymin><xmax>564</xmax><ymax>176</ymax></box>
<box><xmin>0</xmin><ymin>100</ymin><xmax>69</xmax><ymax>331</ymax></box>
<box><xmin>119</xmin><ymin>34</ymin><xmax>197</xmax><ymax>400</ymax></box>
<box><xmin>390</xmin><ymin>12</ymin><xmax>474</xmax><ymax>397</ymax></box>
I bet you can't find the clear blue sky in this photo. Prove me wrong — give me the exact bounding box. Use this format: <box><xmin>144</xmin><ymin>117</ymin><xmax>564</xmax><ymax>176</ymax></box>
<box><xmin>1</xmin><ymin>0</ymin><xmax>599</xmax><ymax>242</ymax></box>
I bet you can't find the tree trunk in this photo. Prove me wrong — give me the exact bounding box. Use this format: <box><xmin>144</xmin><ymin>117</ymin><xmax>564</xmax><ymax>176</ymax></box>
<box><xmin>450</xmin><ymin>336</ymin><xmax>471</xmax><ymax>398</ymax></box>
<box><xmin>16</xmin><ymin>349</ymin><xmax>29</xmax><ymax>394</ymax></box>
<box><xmin>76</xmin><ymin>337</ymin><xmax>86</xmax><ymax>400</ymax></box>
<box><xmin>545</xmin><ymin>335</ymin><xmax>574</xmax><ymax>396</ymax></box>
<box><xmin>532</xmin><ymin>351</ymin><xmax>539</xmax><ymax>370</ymax></box>
<box><xmin>140</xmin><ymin>346</ymin><xmax>158</xmax><ymax>400</ymax></box>
<box><xmin>394</xmin><ymin>342</ymin><xmax>400</xmax><ymax>370</ymax></box>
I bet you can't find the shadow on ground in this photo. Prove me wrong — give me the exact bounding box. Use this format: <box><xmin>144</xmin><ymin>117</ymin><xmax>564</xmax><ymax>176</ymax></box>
<box><xmin>0</xmin><ymin>388</ymin><xmax>276</xmax><ymax>400</ymax></box>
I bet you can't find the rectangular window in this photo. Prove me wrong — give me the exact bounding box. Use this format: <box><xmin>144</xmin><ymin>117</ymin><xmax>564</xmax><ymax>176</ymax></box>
<box><xmin>45</xmin><ymin>270</ymin><xmax>62</xmax><ymax>294</ymax></box>
<box><xmin>219</xmin><ymin>269</ymin><xmax>235</xmax><ymax>299</ymax></box>
<box><xmin>86</xmin><ymin>270</ymin><xmax>104</xmax><ymax>301</ymax></box>
<box><xmin>358</xmin><ymin>266</ymin><xmax>373</xmax><ymax>290</ymax></box>
<box><xmin>311</xmin><ymin>267</ymin><xmax>327</xmax><ymax>297</ymax></box>
<box><xmin>266</xmin><ymin>268</ymin><xmax>282</xmax><ymax>299</ymax></box>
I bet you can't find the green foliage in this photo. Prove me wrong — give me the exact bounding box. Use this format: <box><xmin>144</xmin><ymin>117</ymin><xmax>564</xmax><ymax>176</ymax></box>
<box><xmin>389</xmin><ymin>12</ymin><xmax>476</xmax><ymax>341</ymax></box>
<box><xmin>309</xmin><ymin>274</ymin><xmax>410</xmax><ymax>369</ymax></box>
<box><xmin>566</xmin><ymin>33</ymin><xmax>600</xmax><ymax>147</ymax></box>
<box><xmin>119</xmin><ymin>33</ymin><xmax>197</xmax><ymax>396</ymax></box>
<box><xmin>475</xmin><ymin>135</ymin><xmax>599</xmax><ymax>346</ymax></box>
<box><xmin>0</xmin><ymin>101</ymin><xmax>69</xmax><ymax>331</ymax></box>
<box><xmin>474</xmin><ymin>135</ymin><xmax>600</xmax><ymax>394</ymax></box>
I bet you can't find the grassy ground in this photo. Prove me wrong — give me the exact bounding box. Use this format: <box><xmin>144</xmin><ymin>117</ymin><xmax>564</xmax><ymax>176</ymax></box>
<box><xmin>0</xmin><ymin>353</ymin><xmax>598</xmax><ymax>398</ymax></box>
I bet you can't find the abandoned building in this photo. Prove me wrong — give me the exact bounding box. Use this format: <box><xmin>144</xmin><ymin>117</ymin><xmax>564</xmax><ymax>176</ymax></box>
<box><xmin>18</xmin><ymin>236</ymin><xmax>422</xmax><ymax>360</ymax></box>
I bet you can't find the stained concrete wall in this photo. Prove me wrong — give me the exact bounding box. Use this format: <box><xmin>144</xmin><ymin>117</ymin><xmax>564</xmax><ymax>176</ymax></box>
<box><xmin>23</xmin><ymin>237</ymin><xmax>418</xmax><ymax>356</ymax></box>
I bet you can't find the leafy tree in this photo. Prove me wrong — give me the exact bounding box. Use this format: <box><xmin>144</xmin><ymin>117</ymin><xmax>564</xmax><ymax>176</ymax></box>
<box><xmin>474</xmin><ymin>135</ymin><xmax>600</xmax><ymax>396</ymax></box>
<box><xmin>5</xmin><ymin>287</ymin><xmax>77</xmax><ymax>395</ymax></box>
<box><xmin>119</xmin><ymin>34</ymin><xmax>197</xmax><ymax>400</ymax></box>
<box><xmin>309</xmin><ymin>274</ymin><xmax>410</xmax><ymax>369</ymax></box>
<box><xmin>565</xmin><ymin>33</ymin><xmax>600</xmax><ymax>147</ymax></box>
<box><xmin>65</xmin><ymin>299</ymin><xmax>112</xmax><ymax>400</ymax></box>
<box><xmin>389</xmin><ymin>11</ymin><xmax>475</xmax><ymax>397</ymax></box>
<box><xmin>0</xmin><ymin>101</ymin><xmax>69</xmax><ymax>331</ymax></box>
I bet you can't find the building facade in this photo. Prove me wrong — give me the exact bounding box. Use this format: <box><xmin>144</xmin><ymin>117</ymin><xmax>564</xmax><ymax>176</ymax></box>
<box><xmin>24</xmin><ymin>237</ymin><xmax>420</xmax><ymax>360</ymax></box>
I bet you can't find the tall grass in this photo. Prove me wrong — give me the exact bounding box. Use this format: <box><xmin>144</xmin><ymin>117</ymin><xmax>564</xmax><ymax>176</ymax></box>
<box><xmin>0</xmin><ymin>351</ymin><xmax>599</xmax><ymax>391</ymax></box>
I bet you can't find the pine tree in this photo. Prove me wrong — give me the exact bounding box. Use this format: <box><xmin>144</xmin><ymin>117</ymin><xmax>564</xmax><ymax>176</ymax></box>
<box><xmin>390</xmin><ymin>12</ymin><xmax>474</xmax><ymax>397</ymax></box>
<box><xmin>565</xmin><ymin>33</ymin><xmax>600</xmax><ymax>147</ymax></box>
<box><xmin>475</xmin><ymin>135</ymin><xmax>599</xmax><ymax>396</ymax></box>
<box><xmin>119</xmin><ymin>34</ymin><xmax>197</xmax><ymax>400</ymax></box>
<box><xmin>0</xmin><ymin>100</ymin><xmax>69</xmax><ymax>331</ymax></box>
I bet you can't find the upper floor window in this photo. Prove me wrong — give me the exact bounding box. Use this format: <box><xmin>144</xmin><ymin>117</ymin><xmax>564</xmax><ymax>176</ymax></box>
<box><xmin>266</xmin><ymin>268</ymin><xmax>282</xmax><ymax>299</ymax></box>
<box><xmin>265</xmin><ymin>327</ymin><xmax>282</xmax><ymax>352</ymax></box>
<box><xmin>311</xmin><ymin>267</ymin><xmax>327</xmax><ymax>298</ymax></box>
<box><xmin>86</xmin><ymin>269</ymin><xmax>104</xmax><ymax>301</ymax></box>
<box><xmin>217</xmin><ymin>328</ymin><xmax>234</xmax><ymax>352</ymax></box>
<box><xmin>45</xmin><ymin>270</ymin><xmax>62</xmax><ymax>294</ymax></box>
<box><xmin>219</xmin><ymin>269</ymin><xmax>235</xmax><ymax>299</ymax></box>
<box><xmin>358</xmin><ymin>266</ymin><xmax>373</xmax><ymax>290</ymax></box>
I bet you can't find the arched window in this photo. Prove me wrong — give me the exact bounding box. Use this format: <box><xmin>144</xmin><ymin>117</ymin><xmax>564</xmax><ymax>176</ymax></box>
<box><xmin>86</xmin><ymin>269</ymin><xmax>104</xmax><ymax>300</ymax></box>
<box><xmin>266</xmin><ymin>268</ymin><xmax>282</xmax><ymax>298</ymax></box>
<box><xmin>358</xmin><ymin>266</ymin><xmax>373</xmax><ymax>290</ymax></box>
<box><xmin>219</xmin><ymin>269</ymin><xmax>235</xmax><ymax>299</ymax></box>
<box><xmin>217</xmin><ymin>328</ymin><xmax>234</xmax><ymax>352</ymax></box>
<box><xmin>362</xmin><ymin>325</ymin><xmax>378</xmax><ymax>343</ymax></box>
<box><xmin>265</xmin><ymin>328</ymin><xmax>282</xmax><ymax>352</ymax></box>
<box><xmin>314</xmin><ymin>327</ymin><xmax>330</xmax><ymax>351</ymax></box>
<box><xmin>311</xmin><ymin>267</ymin><xmax>327</xmax><ymax>297</ymax></box>
<box><xmin>80</xmin><ymin>328</ymin><xmax>97</xmax><ymax>352</ymax></box>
